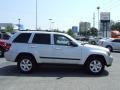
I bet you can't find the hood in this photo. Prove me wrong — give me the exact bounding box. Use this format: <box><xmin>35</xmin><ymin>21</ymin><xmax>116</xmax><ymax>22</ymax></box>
<box><xmin>84</xmin><ymin>44</ymin><xmax>109</xmax><ymax>52</ymax></box>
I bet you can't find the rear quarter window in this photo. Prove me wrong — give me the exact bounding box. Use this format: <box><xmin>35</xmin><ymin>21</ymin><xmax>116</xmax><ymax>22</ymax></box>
<box><xmin>13</xmin><ymin>33</ymin><xmax>31</xmax><ymax>43</ymax></box>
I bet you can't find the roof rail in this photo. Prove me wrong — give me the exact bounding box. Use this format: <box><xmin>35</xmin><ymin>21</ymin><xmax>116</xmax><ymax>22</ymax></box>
<box><xmin>20</xmin><ymin>30</ymin><xmax>59</xmax><ymax>32</ymax></box>
<box><xmin>19</xmin><ymin>30</ymin><xmax>65</xmax><ymax>33</ymax></box>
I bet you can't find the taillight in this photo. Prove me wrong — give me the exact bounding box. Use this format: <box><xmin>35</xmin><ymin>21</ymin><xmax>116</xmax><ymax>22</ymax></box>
<box><xmin>5</xmin><ymin>43</ymin><xmax>11</xmax><ymax>51</ymax></box>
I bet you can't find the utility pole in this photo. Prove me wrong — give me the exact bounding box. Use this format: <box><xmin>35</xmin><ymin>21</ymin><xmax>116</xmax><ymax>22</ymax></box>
<box><xmin>51</xmin><ymin>22</ymin><xmax>55</xmax><ymax>30</ymax></box>
<box><xmin>36</xmin><ymin>0</ymin><xmax>38</xmax><ymax>30</ymax></box>
<box><xmin>49</xmin><ymin>19</ymin><xmax>52</xmax><ymax>31</ymax></box>
<box><xmin>18</xmin><ymin>18</ymin><xmax>21</xmax><ymax>30</ymax></box>
<box><xmin>97</xmin><ymin>6</ymin><xmax>100</xmax><ymax>31</ymax></box>
<box><xmin>93</xmin><ymin>12</ymin><xmax>95</xmax><ymax>27</ymax></box>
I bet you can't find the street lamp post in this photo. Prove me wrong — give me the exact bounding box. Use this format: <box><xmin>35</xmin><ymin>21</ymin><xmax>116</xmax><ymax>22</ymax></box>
<box><xmin>51</xmin><ymin>22</ymin><xmax>55</xmax><ymax>30</ymax></box>
<box><xmin>18</xmin><ymin>18</ymin><xmax>21</xmax><ymax>30</ymax></box>
<box><xmin>36</xmin><ymin>0</ymin><xmax>38</xmax><ymax>30</ymax></box>
<box><xmin>97</xmin><ymin>6</ymin><xmax>100</xmax><ymax>31</ymax></box>
<box><xmin>49</xmin><ymin>19</ymin><xmax>52</xmax><ymax>31</ymax></box>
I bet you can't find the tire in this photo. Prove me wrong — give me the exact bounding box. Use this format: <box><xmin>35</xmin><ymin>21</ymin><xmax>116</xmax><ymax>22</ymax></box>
<box><xmin>17</xmin><ymin>55</ymin><xmax>37</xmax><ymax>73</ymax></box>
<box><xmin>106</xmin><ymin>46</ymin><xmax>113</xmax><ymax>52</ymax></box>
<box><xmin>85</xmin><ymin>57</ymin><xmax>105</xmax><ymax>75</ymax></box>
<box><xmin>0</xmin><ymin>51</ymin><xmax>4</xmax><ymax>57</ymax></box>
<box><xmin>1</xmin><ymin>51</ymin><xmax>4</xmax><ymax>57</ymax></box>
<box><xmin>91</xmin><ymin>41</ymin><xmax>96</xmax><ymax>45</ymax></box>
<box><xmin>0</xmin><ymin>47</ymin><xmax>5</xmax><ymax>57</ymax></box>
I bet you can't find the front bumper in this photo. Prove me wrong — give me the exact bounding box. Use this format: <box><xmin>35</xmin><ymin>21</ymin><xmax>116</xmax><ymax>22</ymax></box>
<box><xmin>105</xmin><ymin>55</ymin><xmax>113</xmax><ymax>67</ymax></box>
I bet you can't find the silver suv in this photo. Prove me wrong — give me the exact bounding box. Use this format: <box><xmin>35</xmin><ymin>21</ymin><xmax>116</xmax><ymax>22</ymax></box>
<box><xmin>5</xmin><ymin>31</ymin><xmax>113</xmax><ymax>74</ymax></box>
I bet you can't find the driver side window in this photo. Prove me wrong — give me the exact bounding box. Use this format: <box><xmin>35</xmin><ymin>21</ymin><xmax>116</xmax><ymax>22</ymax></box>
<box><xmin>54</xmin><ymin>34</ymin><xmax>70</xmax><ymax>46</ymax></box>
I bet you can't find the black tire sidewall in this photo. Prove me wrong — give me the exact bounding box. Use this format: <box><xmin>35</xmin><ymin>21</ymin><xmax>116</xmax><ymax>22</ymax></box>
<box><xmin>91</xmin><ymin>41</ymin><xmax>96</xmax><ymax>45</ymax></box>
<box><xmin>0</xmin><ymin>51</ymin><xmax>4</xmax><ymax>57</ymax></box>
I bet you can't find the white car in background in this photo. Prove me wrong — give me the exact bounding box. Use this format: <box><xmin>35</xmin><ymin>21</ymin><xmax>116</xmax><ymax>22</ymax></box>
<box><xmin>98</xmin><ymin>38</ymin><xmax>120</xmax><ymax>52</ymax></box>
<box><xmin>89</xmin><ymin>37</ymin><xmax>102</xmax><ymax>45</ymax></box>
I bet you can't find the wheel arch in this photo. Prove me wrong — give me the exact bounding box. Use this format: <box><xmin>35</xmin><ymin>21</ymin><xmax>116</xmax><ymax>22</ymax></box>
<box><xmin>84</xmin><ymin>54</ymin><xmax>107</xmax><ymax>66</ymax></box>
<box><xmin>106</xmin><ymin>45</ymin><xmax>113</xmax><ymax>51</ymax></box>
<box><xmin>15</xmin><ymin>52</ymin><xmax>37</xmax><ymax>63</ymax></box>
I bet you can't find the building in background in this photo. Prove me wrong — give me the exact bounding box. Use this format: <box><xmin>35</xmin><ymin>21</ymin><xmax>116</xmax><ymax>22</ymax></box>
<box><xmin>15</xmin><ymin>24</ymin><xmax>24</xmax><ymax>30</ymax></box>
<box><xmin>0</xmin><ymin>23</ymin><xmax>13</xmax><ymax>31</ymax></box>
<box><xmin>72</xmin><ymin>26</ymin><xmax>78</xmax><ymax>37</ymax></box>
<box><xmin>100</xmin><ymin>12</ymin><xmax>111</xmax><ymax>37</ymax></box>
<box><xmin>0</xmin><ymin>23</ymin><xmax>24</xmax><ymax>32</ymax></box>
<box><xmin>72</xmin><ymin>26</ymin><xmax>78</xmax><ymax>33</ymax></box>
<box><xmin>79</xmin><ymin>22</ymin><xmax>91</xmax><ymax>35</ymax></box>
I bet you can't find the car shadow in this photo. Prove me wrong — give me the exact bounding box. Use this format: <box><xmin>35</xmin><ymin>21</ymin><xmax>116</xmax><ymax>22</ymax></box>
<box><xmin>0</xmin><ymin>56</ymin><xmax>4</xmax><ymax>58</ymax></box>
<box><xmin>112</xmin><ymin>51</ymin><xmax>120</xmax><ymax>53</ymax></box>
<box><xmin>0</xmin><ymin>64</ymin><xmax>109</xmax><ymax>78</ymax></box>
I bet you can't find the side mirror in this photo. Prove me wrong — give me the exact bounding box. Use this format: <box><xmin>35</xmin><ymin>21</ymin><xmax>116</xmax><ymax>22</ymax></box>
<box><xmin>70</xmin><ymin>41</ymin><xmax>78</xmax><ymax>47</ymax></box>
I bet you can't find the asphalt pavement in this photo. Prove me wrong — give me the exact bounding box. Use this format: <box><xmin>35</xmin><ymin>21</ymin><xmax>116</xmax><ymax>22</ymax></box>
<box><xmin>0</xmin><ymin>52</ymin><xmax>120</xmax><ymax>90</ymax></box>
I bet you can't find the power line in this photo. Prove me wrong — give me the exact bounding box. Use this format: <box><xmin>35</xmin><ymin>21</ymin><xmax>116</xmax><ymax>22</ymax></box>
<box><xmin>100</xmin><ymin>0</ymin><xmax>120</xmax><ymax>11</ymax></box>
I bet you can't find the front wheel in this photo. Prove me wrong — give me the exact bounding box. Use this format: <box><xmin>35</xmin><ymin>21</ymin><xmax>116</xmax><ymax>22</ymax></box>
<box><xmin>17</xmin><ymin>56</ymin><xmax>37</xmax><ymax>73</ymax></box>
<box><xmin>86</xmin><ymin>57</ymin><xmax>105</xmax><ymax>75</ymax></box>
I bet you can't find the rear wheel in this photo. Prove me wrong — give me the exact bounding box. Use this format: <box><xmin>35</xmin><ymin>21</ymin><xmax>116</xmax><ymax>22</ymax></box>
<box><xmin>86</xmin><ymin>57</ymin><xmax>105</xmax><ymax>75</ymax></box>
<box><xmin>0</xmin><ymin>51</ymin><xmax>4</xmax><ymax>57</ymax></box>
<box><xmin>0</xmin><ymin>47</ymin><xmax>5</xmax><ymax>57</ymax></box>
<box><xmin>91</xmin><ymin>41</ymin><xmax>96</xmax><ymax>45</ymax></box>
<box><xmin>17</xmin><ymin>56</ymin><xmax>37</xmax><ymax>73</ymax></box>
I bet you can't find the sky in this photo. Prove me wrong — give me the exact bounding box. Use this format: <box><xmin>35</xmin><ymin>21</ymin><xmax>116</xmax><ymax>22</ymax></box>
<box><xmin>0</xmin><ymin>0</ymin><xmax>120</xmax><ymax>31</ymax></box>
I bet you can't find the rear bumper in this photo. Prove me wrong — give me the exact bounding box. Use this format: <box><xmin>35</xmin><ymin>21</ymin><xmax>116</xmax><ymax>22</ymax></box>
<box><xmin>4</xmin><ymin>51</ymin><xmax>16</xmax><ymax>62</ymax></box>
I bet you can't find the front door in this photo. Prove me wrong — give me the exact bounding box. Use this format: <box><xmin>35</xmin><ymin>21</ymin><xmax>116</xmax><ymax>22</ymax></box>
<box><xmin>52</xmin><ymin>34</ymin><xmax>82</xmax><ymax>64</ymax></box>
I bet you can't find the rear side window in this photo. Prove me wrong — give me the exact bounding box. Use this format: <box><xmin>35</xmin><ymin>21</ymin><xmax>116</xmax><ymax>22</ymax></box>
<box><xmin>32</xmin><ymin>33</ymin><xmax>50</xmax><ymax>44</ymax></box>
<box><xmin>13</xmin><ymin>33</ymin><xmax>31</xmax><ymax>43</ymax></box>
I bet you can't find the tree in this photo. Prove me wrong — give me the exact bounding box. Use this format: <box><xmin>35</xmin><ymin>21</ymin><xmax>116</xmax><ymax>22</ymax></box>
<box><xmin>53</xmin><ymin>29</ymin><xmax>60</xmax><ymax>32</ymax></box>
<box><xmin>89</xmin><ymin>27</ymin><xmax>98</xmax><ymax>36</ymax></box>
<box><xmin>5</xmin><ymin>25</ymin><xmax>15</xmax><ymax>33</ymax></box>
<box><xmin>66</xmin><ymin>29</ymin><xmax>75</xmax><ymax>37</ymax></box>
<box><xmin>80</xmin><ymin>31</ymin><xmax>87</xmax><ymax>36</ymax></box>
<box><xmin>111</xmin><ymin>22</ymin><xmax>120</xmax><ymax>31</ymax></box>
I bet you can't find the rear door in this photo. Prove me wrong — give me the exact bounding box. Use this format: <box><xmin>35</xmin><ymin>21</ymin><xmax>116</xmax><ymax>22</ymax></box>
<box><xmin>30</xmin><ymin>33</ymin><xmax>53</xmax><ymax>63</ymax></box>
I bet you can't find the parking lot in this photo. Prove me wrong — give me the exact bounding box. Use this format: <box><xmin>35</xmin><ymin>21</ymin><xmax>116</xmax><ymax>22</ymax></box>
<box><xmin>0</xmin><ymin>52</ymin><xmax>119</xmax><ymax>90</ymax></box>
